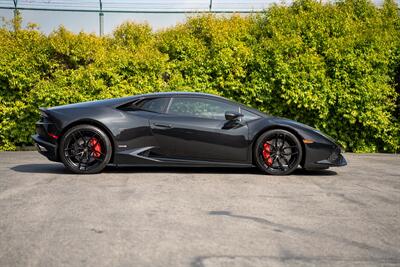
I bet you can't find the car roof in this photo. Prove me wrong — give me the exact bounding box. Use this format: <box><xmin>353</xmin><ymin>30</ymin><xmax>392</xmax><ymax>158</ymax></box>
<box><xmin>136</xmin><ymin>91</ymin><xmax>226</xmax><ymax>100</ymax></box>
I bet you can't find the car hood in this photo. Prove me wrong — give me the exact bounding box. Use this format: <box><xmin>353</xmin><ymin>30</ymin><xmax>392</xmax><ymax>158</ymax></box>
<box><xmin>272</xmin><ymin>117</ymin><xmax>339</xmax><ymax>145</ymax></box>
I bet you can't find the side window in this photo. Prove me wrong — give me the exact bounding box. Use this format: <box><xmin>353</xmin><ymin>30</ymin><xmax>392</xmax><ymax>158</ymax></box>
<box><xmin>168</xmin><ymin>97</ymin><xmax>238</xmax><ymax>120</ymax></box>
<box><xmin>240</xmin><ymin>109</ymin><xmax>260</xmax><ymax>122</ymax></box>
<box><xmin>131</xmin><ymin>98</ymin><xmax>170</xmax><ymax>113</ymax></box>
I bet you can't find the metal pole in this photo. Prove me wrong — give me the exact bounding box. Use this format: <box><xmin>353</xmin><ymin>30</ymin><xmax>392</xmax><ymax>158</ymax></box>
<box><xmin>13</xmin><ymin>0</ymin><xmax>18</xmax><ymax>19</ymax></box>
<box><xmin>209</xmin><ymin>0</ymin><xmax>213</xmax><ymax>12</ymax></box>
<box><xmin>99</xmin><ymin>0</ymin><xmax>104</xmax><ymax>36</ymax></box>
<box><xmin>12</xmin><ymin>0</ymin><xmax>18</xmax><ymax>31</ymax></box>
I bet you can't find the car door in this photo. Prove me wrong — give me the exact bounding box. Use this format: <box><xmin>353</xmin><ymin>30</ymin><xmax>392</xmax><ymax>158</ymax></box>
<box><xmin>149</xmin><ymin>96</ymin><xmax>249</xmax><ymax>163</ymax></box>
<box><xmin>115</xmin><ymin>97</ymin><xmax>171</xmax><ymax>153</ymax></box>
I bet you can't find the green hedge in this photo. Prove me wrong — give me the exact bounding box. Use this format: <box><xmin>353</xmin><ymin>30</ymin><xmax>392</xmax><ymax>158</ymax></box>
<box><xmin>0</xmin><ymin>0</ymin><xmax>399</xmax><ymax>152</ymax></box>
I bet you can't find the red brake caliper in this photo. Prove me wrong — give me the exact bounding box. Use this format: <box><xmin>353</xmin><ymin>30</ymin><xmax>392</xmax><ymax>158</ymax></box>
<box><xmin>262</xmin><ymin>143</ymin><xmax>273</xmax><ymax>166</ymax></box>
<box><xmin>89</xmin><ymin>138</ymin><xmax>102</xmax><ymax>158</ymax></box>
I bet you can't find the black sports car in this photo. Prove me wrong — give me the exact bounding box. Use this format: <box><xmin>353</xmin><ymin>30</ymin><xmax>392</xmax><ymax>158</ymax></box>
<box><xmin>32</xmin><ymin>92</ymin><xmax>346</xmax><ymax>174</ymax></box>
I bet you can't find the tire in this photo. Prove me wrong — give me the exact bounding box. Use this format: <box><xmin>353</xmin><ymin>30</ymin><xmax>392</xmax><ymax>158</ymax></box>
<box><xmin>254</xmin><ymin>129</ymin><xmax>302</xmax><ymax>175</ymax></box>
<box><xmin>59</xmin><ymin>124</ymin><xmax>112</xmax><ymax>174</ymax></box>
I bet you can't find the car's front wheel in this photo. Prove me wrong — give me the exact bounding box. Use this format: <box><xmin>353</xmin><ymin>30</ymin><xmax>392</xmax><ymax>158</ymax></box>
<box><xmin>59</xmin><ymin>124</ymin><xmax>112</xmax><ymax>174</ymax></box>
<box><xmin>254</xmin><ymin>129</ymin><xmax>302</xmax><ymax>175</ymax></box>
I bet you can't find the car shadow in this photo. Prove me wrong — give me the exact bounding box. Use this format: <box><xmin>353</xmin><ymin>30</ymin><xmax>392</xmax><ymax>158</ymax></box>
<box><xmin>11</xmin><ymin>163</ymin><xmax>70</xmax><ymax>174</ymax></box>
<box><xmin>11</xmin><ymin>163</ymin><xmax>337</xmax><ymax>176</ymax></box>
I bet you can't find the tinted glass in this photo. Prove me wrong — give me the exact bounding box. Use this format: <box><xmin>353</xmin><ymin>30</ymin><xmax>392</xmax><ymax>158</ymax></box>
<box><xmin>168</xmin><ymin>97</ymin><xmax>238</xmax><ymax>120</ymax></box>
<box><xmin>136</xmin><ymin>98</ymin><xmax>169</xmax><ymax>113</ymax></box>
<box><xmin>240</xmin><ymin>109</ymin><xmax>260</xmax><ymax>122</ymax></box>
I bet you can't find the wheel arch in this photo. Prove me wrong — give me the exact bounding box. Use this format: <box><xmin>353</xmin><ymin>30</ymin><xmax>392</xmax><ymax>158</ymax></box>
<box><xmin>251</xmin><ymin>125</ymin><xmax>306</xmax><ymax>167</ymax></box>
<box><xmin>58</xmin><ymin>119</ymin><xmax>116</xmax><ymax>163</ymax></box>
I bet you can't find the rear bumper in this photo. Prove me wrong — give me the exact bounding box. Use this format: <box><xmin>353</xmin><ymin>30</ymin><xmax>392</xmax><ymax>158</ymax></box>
<box><xmin>31</xmin><ymin>134</ymin><xmax>59</xmax><ymax>162</ymax></box>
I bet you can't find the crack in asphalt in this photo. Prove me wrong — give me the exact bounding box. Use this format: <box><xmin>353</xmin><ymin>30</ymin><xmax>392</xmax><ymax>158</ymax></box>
<box><xmin>191</xmin><ymin>255</ymin><xmax>400</xmax><ymax>267</ymax></box>
<box><xmin>208</xmin><ymin>211</ymin><xmax>400</xmax><ymax>259</ymax></box>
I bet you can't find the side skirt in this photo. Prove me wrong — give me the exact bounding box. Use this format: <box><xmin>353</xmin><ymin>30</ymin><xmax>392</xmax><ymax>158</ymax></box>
<box><xmin>114</xmin><ymin>147</ymin><xmax>253</xmax><ymax>168</ymax></box>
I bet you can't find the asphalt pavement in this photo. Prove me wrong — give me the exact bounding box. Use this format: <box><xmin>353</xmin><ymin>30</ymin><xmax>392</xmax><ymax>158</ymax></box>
<box><xmin>0</xmin><ymin>152</ymin><xmax>399</xmax><ymax>267</ymax></box>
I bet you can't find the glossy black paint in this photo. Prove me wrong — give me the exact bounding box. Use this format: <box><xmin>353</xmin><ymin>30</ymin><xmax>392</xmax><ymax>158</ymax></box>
<box><xmin>32</xmin><ymin>92</ymin><xmax>347</xmax><ymax>170</ymax></box>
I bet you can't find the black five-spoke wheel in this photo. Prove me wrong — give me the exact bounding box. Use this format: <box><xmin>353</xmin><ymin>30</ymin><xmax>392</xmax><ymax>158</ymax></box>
<box><xmin>254</xmin><ymin>129</ymin><xmax>302</xmax><ymax>175</ymax></box>
<box><xmin>59</xmin><ymin>124</ymin><xmax>112</xmax><ymax>174</ymax></box>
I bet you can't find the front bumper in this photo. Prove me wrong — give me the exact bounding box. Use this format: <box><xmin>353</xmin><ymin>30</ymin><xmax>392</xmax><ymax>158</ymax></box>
<box><xmin>31</xmin><ymin>134</ymin><xmax>59</xmax><ymax>162</ymax></box>
<box><xmin>303</xmin><ymin>145</ymin><xmax>347</xmax><ymax>170</ymax></box>
<box><xmin>316</xmin><ymin>152</ymin><xmax>347</xmax><ymax>167</ymax></box>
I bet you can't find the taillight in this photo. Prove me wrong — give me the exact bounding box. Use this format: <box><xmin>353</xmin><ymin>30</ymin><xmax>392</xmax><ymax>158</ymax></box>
<box><xmin>48</xmin><ymin>133</ymin><xmax>59</xmax><ymax>139</ymax></box>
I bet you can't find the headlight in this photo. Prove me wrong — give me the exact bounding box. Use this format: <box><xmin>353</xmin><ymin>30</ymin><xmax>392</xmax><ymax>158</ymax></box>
<box><xmin>314</xmin><ymin>129</ymin><xmax>337</xmax><ymax>144</ymax></box>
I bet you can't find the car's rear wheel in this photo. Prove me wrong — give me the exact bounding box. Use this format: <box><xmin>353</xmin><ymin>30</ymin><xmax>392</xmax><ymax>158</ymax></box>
<box><xmin>254</xmin><ymin>129</ymin><xmax>302</xmax><ymax>175</ymax></box>
<box><xmin>59</xmin><ymin>124</ymin><xmax>112</xmax><ymax>174</ymax></box>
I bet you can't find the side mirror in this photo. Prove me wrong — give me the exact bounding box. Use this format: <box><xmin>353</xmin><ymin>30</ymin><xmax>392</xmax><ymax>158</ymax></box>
<box><xmin>225</xmin><ymin>111</ymin><xmax>243</xmax><ymax>121</ymax></box>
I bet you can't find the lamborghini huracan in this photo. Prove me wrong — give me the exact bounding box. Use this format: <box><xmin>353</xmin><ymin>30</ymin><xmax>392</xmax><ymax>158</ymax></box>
<box><xmin>32</xmin><ymin>92</ymin><xmax>346</xmax><ymax>174</ymax></box>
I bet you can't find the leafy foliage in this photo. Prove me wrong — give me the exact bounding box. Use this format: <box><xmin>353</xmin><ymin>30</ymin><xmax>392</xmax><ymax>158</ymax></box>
<box><xmin>0</xmin><ymin>0</ymin><xmax>399</xmax><ymax>152</ymax></box>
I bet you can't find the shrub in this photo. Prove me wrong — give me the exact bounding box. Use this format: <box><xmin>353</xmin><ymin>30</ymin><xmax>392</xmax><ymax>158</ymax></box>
<box><xmin>0</xmin><ymin>0</ymin><xmax>399</xmax><ymax>152</ymax></box>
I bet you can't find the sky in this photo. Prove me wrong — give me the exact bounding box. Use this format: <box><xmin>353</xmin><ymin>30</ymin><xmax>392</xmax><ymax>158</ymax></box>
<box><xmin>0</xmin><ymin>0</ymin><xmax>394</xmax><ymax>35</ymax></box>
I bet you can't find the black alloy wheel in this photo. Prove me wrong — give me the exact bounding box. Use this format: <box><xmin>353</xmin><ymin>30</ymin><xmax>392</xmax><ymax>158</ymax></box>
<box><xmin>254</xmin><ymin>129</ymin><xmax>302</xmax><ymax>175</ymax></box>
<box><xmin>59</xmin><ymin>124</ymin><xmax>112</xmax><ymax>174</ymax></box>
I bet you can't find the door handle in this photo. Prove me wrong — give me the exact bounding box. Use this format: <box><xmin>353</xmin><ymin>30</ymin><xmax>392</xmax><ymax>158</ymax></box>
<box><xmin>152</xmin><ymin>123</ymin><xmax>172</xmax><ymax>129</ymax></box>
